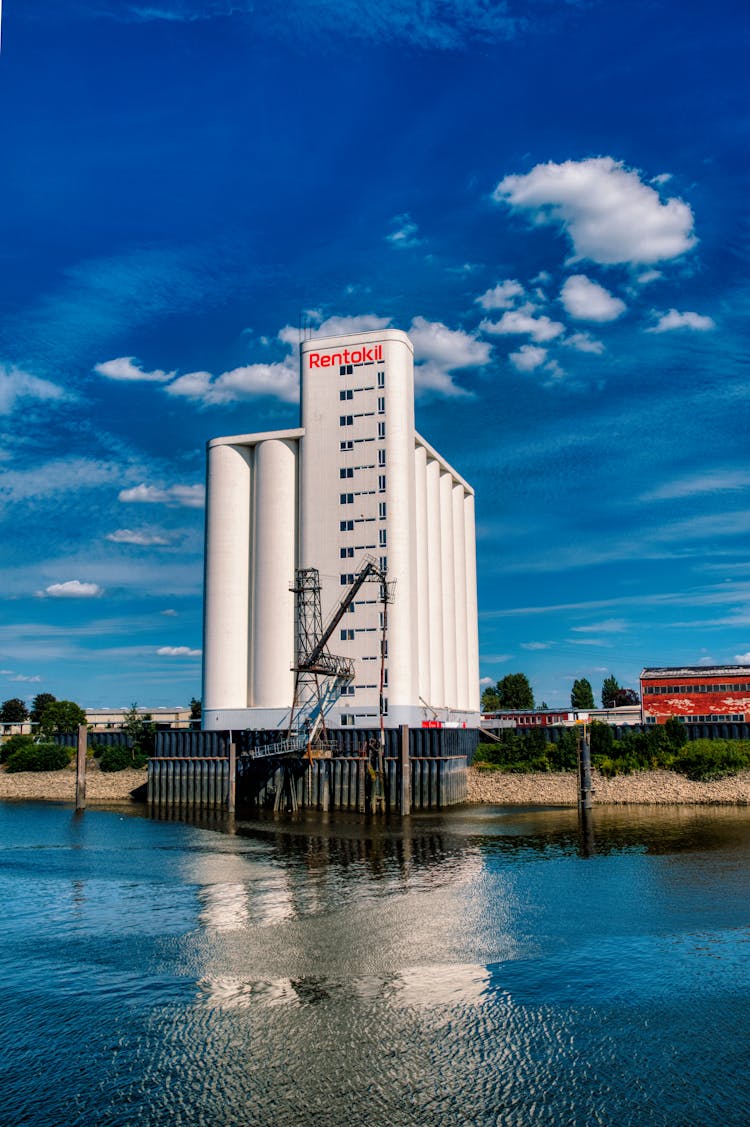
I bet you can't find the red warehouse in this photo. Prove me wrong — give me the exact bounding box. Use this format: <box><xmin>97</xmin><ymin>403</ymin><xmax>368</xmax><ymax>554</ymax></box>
<box><xmin>640</xmin><ymin>666</ymin><xmax>750</xmax><ymax>724</ymax></box>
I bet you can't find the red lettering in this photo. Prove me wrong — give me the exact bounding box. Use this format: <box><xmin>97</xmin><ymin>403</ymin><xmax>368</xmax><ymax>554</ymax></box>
<box><xmin>320</xmin><ymin>355</ymin><xmax>331</xmax><ymax>367</ymax></box>
<box><xmin>309</xmin><ymin>353</ymin><xmax>320</xmax><ymax>367</ymax></box>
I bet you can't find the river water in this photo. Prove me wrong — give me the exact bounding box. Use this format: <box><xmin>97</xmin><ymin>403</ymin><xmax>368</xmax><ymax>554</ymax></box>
<box><xmin>2</xmin><ymin>801</ymin><xmax>750</xmax><ymax>1126</ymax></box>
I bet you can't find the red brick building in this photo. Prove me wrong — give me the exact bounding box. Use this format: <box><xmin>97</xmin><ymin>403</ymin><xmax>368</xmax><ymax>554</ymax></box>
<box><xmin>640</xmin><ymin>666</ymin><xmax>750</xmax><ymax>724</ymax></box>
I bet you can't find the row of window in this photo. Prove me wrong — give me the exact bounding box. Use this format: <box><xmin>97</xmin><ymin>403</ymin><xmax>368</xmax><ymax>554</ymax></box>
<box><xmin>340</xmin><ymin>418</ymin><xmax>387</xmax><ymax>439</ymax></box>
<box><xmin>647</xmin><ymin>713</ymin><xmax>745</xmax><ymax>723</ymax></box>
<box><xmin>338</xmin><ymin>452</ymin><xmax>386</xmax><ymax>478</ymax></box>
<box><xmin>341</xmin><ymin>705</ymin><xmax>389</xmax><ymax>724</ymax></box>
<box><xmin>338</xmin><ymin>507</ymin><xmax>386</xmax><ymax>530</ymax></box>
<box><xmin>644</xmin><ymin>683</ymin><xmax>750</xmax><ymax>695</ymax></box>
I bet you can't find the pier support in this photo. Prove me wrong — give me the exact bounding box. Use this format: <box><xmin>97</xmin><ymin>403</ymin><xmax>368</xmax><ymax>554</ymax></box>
<box><xmin>400</xmin><ymin>724</ymin><xmax>411</xmax><ymax>815</ymax></box>
<box><xmin>75</xmin><ymin>724</ymin><xmax>87</xmax><ymax>812</ymax></box>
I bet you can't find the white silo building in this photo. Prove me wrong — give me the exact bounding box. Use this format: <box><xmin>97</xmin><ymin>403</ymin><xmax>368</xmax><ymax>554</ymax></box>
<box><xmin>202</xmin><ymin>327</ymin><xmax>479</xmax><ymax>731</ymax></box>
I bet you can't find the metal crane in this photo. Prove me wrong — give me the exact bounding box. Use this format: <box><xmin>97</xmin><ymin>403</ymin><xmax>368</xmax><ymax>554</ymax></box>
<box><xmin>289</xmin><ymin>557</ymin><xmax>393</xmax><ymax>749</ymax></box>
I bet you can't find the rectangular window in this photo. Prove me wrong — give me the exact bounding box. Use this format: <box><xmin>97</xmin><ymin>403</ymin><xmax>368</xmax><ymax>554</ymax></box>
<box><xmin>382</xmin><ymin>668</ymin><xmax>388</xmax><ymax>687</ymax></box>
<box><xmin>339</xmin><ymin>364</ymin><xmax>354</xmax><ymax>376</ymax></box>
<box><xmin>340</xmin><ymin>519</ymin><xmax>354</xmax><ymax>531</ymax></box>
<box><xmin>377</xmin><ymin>370</ymin><xmax>385</xmax><ymax>388</ymax></box>
<box><xmin>339</xmin><ymin>415</ymin><xmax>353</xmax><ymax>427</ymax></box>
<box><xmin>379</xmin><ymin>528</ymin><xmax>387</xmax><ymax>547</ymax></box>
<box><xmin>347</xmin><ymin>602</ymin><xmax>355</xmax><ymax>613</ymax></box>
<box><xmin>378</xmin><ymin>449</ymin><xmax>386</xmax><ymax>466</ymax></box>
<box><xmin>378</xmin><ymin>475</ymin><xmax>386</xmax><ymax>492</ymax></box>
<box><xmin>378</xmin><ymin>501</ymin><xmax>386</xmax><ymax>519</ymax></box>
<box><xmin>340</xmin><ymin>440</ymin><xmax>353</xmax><ymax>451</ymax></box>
<box><xmin>339</xmin><ymin>493</ymin><xmax>353</xmax><ymax>505</ymax></box>
<box><xmin>340</xmin><ymin>573</ymin><xmax>355</xmax><ymax>585</ymax></box>
<box><xmin>340</xmin><ymin>628</ymin><xmax>354</xmax><ymax>641</ymax></box>
<box><xmin>379</xmin><ymin>556</ymin><xmax>387</xmax><ymax>572</ymax></box>
<box><xmin>339</xmin><ymin>467</ymin><xmax>354</xmax><ymax>478</ymax></box>
<box><xmin>340</xmin><ymin>547</ymin><xmax>354</xmax><ymax>559</ymax></box>
<box><xmin>377</xmin><ymin>396</ymin><xmax>385</xmax><ymax>414</ymax></box>
<box><xmin>381</xmin><ymin>696</ymin><xmax>388</xmax><ymax>716</ymax></box>
<box><xmin>378</xmin><ymin>422</ymin><xmax>386</xmax><ymax>439</ymax></box>
<box><xmin>339</xmin><ymin>389</ymin><xmax>353</xmax><ymax>401</ymax></box>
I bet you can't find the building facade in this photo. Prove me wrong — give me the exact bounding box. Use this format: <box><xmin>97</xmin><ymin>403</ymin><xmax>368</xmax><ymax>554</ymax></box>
<box><xmin>641</xmin><ymin>666</ymin><xmax>750</xmax><ymax>724</ymax></box>
<box><xmin>202</xmin><ymin>328</ymin><xmax>480</xmax><ymax>731</ymax></box>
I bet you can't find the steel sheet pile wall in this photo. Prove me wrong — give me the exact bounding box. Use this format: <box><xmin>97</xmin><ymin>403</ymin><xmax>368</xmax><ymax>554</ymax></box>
<box><xmin>148</xmin><ymin>728</ymin><xmax>471</xmax><ymax>811</ymax></box>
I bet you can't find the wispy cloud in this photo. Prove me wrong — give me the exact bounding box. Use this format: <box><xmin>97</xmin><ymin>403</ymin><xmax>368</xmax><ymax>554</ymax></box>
<box><xmin>641</xmin><ymin>470</ymin><xmax>750</xmax><ymax>502</ymax></box>
<box><xmin>494</xmin><ymin>157</ymin><xmax>696</xmax><ymax>266</ymax></box>
<box><xmin>0</xmin><ymin>366</ymin><xmax>69</xmax><ymax>416</ymax></box>
<box><xmin>386</xmin><ymin>214</ymin><xmax>422</xmax><ymax>249</ymax></box>
<box><xmin>157</xmin><ymin>645</ymin><xmax>201</xmax><ymax>657</ymax></box>
<box><xmin>105</xmin><ymin>528</ymin><xmax>171</xmax><ymax>546</ymax></box>
<box><xmin>118</xmin><ymin>483</ymin><xmax>205</xmax><ymax>508</ymax></box>
<box><xmin>571</xmin><ymin>619</ymin><xmax>628</xmax><ymax>633</ymax></box>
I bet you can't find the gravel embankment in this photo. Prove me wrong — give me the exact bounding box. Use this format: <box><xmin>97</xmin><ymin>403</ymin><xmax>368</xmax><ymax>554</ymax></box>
<box><xmin>0</xmin><ymin>762</ymin><xmax>147</xmax><ymax>803</ymax></box>
<box><xmin>467</xmin><ymin>765</ymin><xmax>750</xmax><ymax>805</ymax></box>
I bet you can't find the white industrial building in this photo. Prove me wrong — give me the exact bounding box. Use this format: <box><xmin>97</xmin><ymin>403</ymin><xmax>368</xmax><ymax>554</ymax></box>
<box><xmin>202</xmin><ymin>327</ymin><xmax>479</xmax><ymax>730</ymax></box>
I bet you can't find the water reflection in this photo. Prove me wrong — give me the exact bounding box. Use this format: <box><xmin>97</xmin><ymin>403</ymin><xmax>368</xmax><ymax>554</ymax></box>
<box><xmin>4</xmin><ymin>801</ymin><xmax>750</xmax><ymax>1127</ymax></box>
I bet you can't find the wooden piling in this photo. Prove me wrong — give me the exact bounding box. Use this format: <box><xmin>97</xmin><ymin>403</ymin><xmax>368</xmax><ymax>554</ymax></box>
<box><xmin>75</xmin><ymin>724</ymin><xmax>87</xmax><ymax>812</ymax></box>
<box><xmin>228</xmin><ymin>741</ymin><xmax>237</xmax><ymax>813</ymax></box>
<box><xmin>399</xmin><ymin>724</ymin><xmax>411</xmax><ymax>815</ymax></box>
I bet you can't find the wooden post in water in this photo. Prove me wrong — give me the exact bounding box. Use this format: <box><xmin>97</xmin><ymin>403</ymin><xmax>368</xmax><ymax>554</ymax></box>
<box><xmin>228</xmin><ymin>741</ymin><xmax>237</xmax><ymax>813</ymax></box>
<box><xmin>75</xmin><ymin>724</ymin><xmax>87</xmax><ymax>812</ymax></box>
<box><xmin>578</xmin><ymin>724</ymin><xmax>593</xmax><ymax>811</ymax></box>
<box><xmin>399</xmin><ymin>724</ymin><xmax>411</xmax><ymax>815</ymax></box>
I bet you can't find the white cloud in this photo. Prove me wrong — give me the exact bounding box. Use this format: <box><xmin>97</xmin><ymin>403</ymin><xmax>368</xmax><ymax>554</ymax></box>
<box><xmin>636</xmin><ymin>269</ymin><xmax>662</xmax><ymax>285</ymax></box>
<box><xmin>479</xmin><ymin>676</ymin><xmax>495</xmax><ymax>688</ymax></box>
<box><xmin>560</xmin><ymin>274</ymin><xmax>626</xmax><ymax>322</ymax></box>
<box><xmin>157</xmin><ymin>645</ymin><xmax>202</xmax><ymax>657</ymax></box>
<box><xmin>161</xmin><ymin>608</ymin><xmax>178</xmax><ymax>616</ymax></box>
<box><xmin>494</xmin><ymin>156</ymin><xmax>696</xmax><ymax>265</ymax></box>
<box><xmin>509</xmin><ymin>345</ymin><xmax>547</xmax><ymax>372</ymax></box>
<box><xmin>118</xmin><ymin>483</ymin><xmax>205</xmax><ymax>508</ymax></box>
<box><xmin>40</xmin><ymin>580</ymin><xmax>103</xmax><ymax>598</ymax></box>
<box><xmin>521</xmin><ymin>641</ymin><xmax>552</xmax><ymax>650</ymax></box>
<box><xmin>106</xmin><ymin>528</ymin><xmax>171</xmax><ymax>546</ymax></box>
<box><xmin>0</xmin><ymin>457</ymin><xmax>129</xmax><ymax>505</ymax></box>
<box><xmin>476</xmin><ymin>279</ymin><xmax>525</xmax><ymax>310</ymax></box>
<box><xmin>0</xmin><ymin>366</ymin><xmax>68</xmax><ymax>416</ymax></box>
<box><xmin>735</xmin><ymin>653</ymin><xmax>750</xmax><ymax>664</ymax></box>
<box><xmin>647</xmin><ymin>309</ymin><xmax>716</xmax><ymax>333</ymax></box>
<box><xmin>94</xmin><ymin>356</ymin><xmax>175</xmax><ymax>382</ymax></box>
<box><xmin>563</xmin><ymin>332</ymin><xmax>605</xmax><ymax>355</ymax></box>
<box><xmin>386</xmin><ymin>214</ymin><xmax>421</xmax><ymax>248</ymax></box>
<box><xmin>408</xmin><ymin>316</ymin><xmax>491</xmax><ymax>397</ymax></box>
<box><xmin>315</xmin><ymin>314</ymin><xmax>392</xmax><ymax>337</ymax></box>
<box><xmin>9</xmin><ymin>673</ymin><xmax>41</xmax><ymax>683</ymax></box>
<box><xmin>480</xmin><ymin>309</ymin><xmax>564</xmax><ymax>342</ymax></box>
<box><xmin>166</xmin><ymin>358</ymin><xmax>299</xmax><ymax>404</ymax></box>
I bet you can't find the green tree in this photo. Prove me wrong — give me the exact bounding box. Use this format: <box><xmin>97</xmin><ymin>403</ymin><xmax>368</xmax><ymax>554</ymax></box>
<box><xmin>494</xmin><ymin>673</ymin><xmax>535</xmax><ymax>710</ymax></box>
<box><xmin>123</xmin><ymin>703</ymin><xmax>155</xmax><ymax>758</ymax></box>
<box><xmin>0</xmin><ymin>698</ymin><xmax>29</xmax><ymax>723</ymax></box>
<box><xmin>189</xmin><ymin>697</ymin><xmax>202</xmax><ymax>728</ymax></box>
<box><xmin>481</xmin><ymin>684</ymin><xmax>501</xmax><ymax>712</ymax></box>
<box><xmin>571</xmin><ymin>678</ymin><xmax>595</xmax><ymax>709</ymax></box>
<box><xmin>38</xmin><ymin>700</ymin><xmax>86</xmax><ymax>739</ymax></box>
<box><xmin>601</xmin><ymin>675</ymin><xmax>621</xmax><ymax>708</ymax></box>
<box><xmin>30</xmin><ymin>692</ymin><xmax>56</xmax><ymax>724</ymax></box>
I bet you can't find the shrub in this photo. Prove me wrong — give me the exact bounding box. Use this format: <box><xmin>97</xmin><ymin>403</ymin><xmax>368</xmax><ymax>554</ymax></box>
<box><xmin>99</xmin><ymin>745</ymin><xmax>148</xmax><ymax>773</ymax></box>
<box><xmin>672</xmin><ymin>739</ymin><xmax>750</xmax><ymax>782</ymax></box>
<box><xmin>5</xmin><ymin>743</ymin><xmax>73</xmax><ymax>773</ymax></box>
<box><xmin>0</xmin><ymin>733</ymin><xmax>35</xmax><ymax>764</ymax></box>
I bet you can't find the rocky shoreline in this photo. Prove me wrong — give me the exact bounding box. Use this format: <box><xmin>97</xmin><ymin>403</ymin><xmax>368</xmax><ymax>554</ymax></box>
<box><xmin>466</xmin><ymin>765</ymin><xmax>750</xmax><ymax>805</ymax></box>
<box><xmin>0</xmin><ymin>762</ymin><xmax>147</xmax><ymax>804</ymax></box>
<box><xmin>3</xmin><ymin>762</ymin><xmax>750</xmax><ymax>808</ymax></box>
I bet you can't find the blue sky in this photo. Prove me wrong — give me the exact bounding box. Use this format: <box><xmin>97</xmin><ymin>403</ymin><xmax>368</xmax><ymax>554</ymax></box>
<box><xmin>1</xmin><ymin>0</ymin><xmax>748</xmax><ymax>709</ymax></box>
